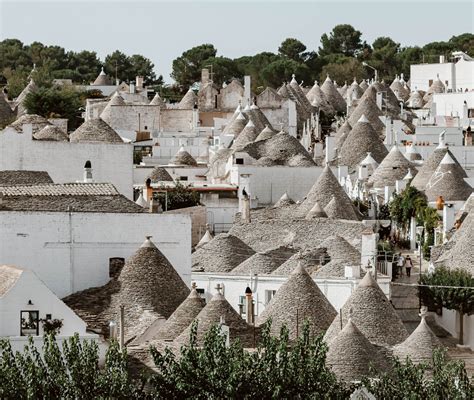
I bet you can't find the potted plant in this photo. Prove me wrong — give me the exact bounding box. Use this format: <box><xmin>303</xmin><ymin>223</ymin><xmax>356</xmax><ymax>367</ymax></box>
<box><xmin>40</xmin><ymin>318</ymin><xmax>63</xmax><ymax>335</ymax></box>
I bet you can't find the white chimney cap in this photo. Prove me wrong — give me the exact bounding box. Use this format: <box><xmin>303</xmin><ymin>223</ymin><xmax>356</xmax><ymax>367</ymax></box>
<box><xmin>358</xmin><ymin>114</ymin><xmax>369</xmax><ymax>123</ymax></box>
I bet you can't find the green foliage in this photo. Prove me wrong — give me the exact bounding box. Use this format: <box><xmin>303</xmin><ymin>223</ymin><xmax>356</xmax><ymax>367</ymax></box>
<box><xmin>200</xmin><ymin>56</ymin><xmax>242</xmax><ymax>86</ymax></box>
<box><xmin>171</xmin><ymin>44</ymin><xmax>217</xmax><ymax>89</ymax></box>
<box><xmin>362</xmin><ymin>348</ymin><xmax>473</xmax><ymax>399</ymax></box>
<box><xmin>278</xmin><ymin>38</ymin><xmax>307</xmax><ymax>61</ymax></box>
<box><xmin>261</xmin><ymin>58</ymin><xmax>310</xmax><ymax>88</ymax></box>
<box><xmin>389</xmin><ymin>185</ymin><xmax>428</xmax><ymax>231</ymax></box>
<box><xmin>104</xmin><ymin>51</ymin><xmax>158</xmax><ymax>86</ymax></box>
<box><xmin>156</xmin><ymin>181</ymin><xmax>200</xmax><ymax>211</ymax></box>
<box><xmin>24</xmin><ymin>86</ymin><xmax>83</xmax><ymax>129</ymax></box>
<box><xmin>149</xmin><ymin>320</ymin><xmax>350</xmax><ymax>399</ymax></box>
<box><xmin>320</xmin><ymin>57</ymin><xmax>367</xmax><ymax>84</ymax></box>
<box><xmin>319</xmin><ymin>24</ymin><xmax>365</xmax><ymax>57</ymax></box>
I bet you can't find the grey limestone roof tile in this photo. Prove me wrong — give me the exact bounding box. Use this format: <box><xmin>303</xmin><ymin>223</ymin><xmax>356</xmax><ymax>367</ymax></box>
<box><xmin>0</xmin><ymin>170</ymin><xmax>53</xmax><ymax>186</ymax></box>
<box><xmin>70</xmin><ymin>119</ymin><xmax>124</xmax><ymax>143</ymax></box>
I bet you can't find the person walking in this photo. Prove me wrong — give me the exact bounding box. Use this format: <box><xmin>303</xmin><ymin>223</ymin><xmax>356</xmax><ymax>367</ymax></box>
<box><xmin>405</xmin><ymin>255</ymin><xmax>413</xmax><ymax>277</ymax></box>
<box><xmin>397</xmin><ymin>253</ymin><xmax>405</xmax><ymax>277</ymax></box>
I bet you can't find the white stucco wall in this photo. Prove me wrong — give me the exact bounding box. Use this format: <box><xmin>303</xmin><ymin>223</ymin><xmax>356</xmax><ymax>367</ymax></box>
<box><xmin>410</xmin><ymin>63</ymin><xmax>454</xmax><ymax>92</ymax></box>
<box><xmin>191</xmin><ymin>273</ymin><xmax>391</xmax><ymax>317</ymax></box>
<box><xmin>0</xmin><ymin>212</ymin><xmax>192</xmax><ymax>298</ymax></box>
<box><xmin>433</xmin><ymin>92</ymin><xmax>474</xmax><ymax>118</ymax></box>
<box><xmin>0</xmin><ymin>125</ymin><xmax>134</xmax><ymax>199</ymax></box>
<box><xmin>230</xmin><ymin>165</ymin><xmax>324</xmax><ymax>205</ymax></box>
<box><xmin>435</xmin><ymin>309</ymin><xmax>474</xmax><ymax>350</ymax></box>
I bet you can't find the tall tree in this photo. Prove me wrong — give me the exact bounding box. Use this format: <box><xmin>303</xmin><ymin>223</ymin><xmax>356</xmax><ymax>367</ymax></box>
<box><xmin>368</xmin><ymin>37</ymin><xmax>401</xmax><ymax>81</ymax></box>
<box><xmin>104</xmin><ymin>50</ymin><xmax>132</xmax><ymax>83</ymax></box>
<box><xmin>171</xmin><ymin>44</ymin><xmax>217</xmax><ymax>88</ymax></box>
<box><xmin>319</xmin><ymin>24</ymin><xmax>365</xmax><ymax>57</ymax></box>
<box><xmin>279</xmin><ymin>38</ymin><xmax>307</xmax><ymax>61</ymax></box>
<box><xmin>320</xmin><ymin>56</ymin><xmax>367</xmax><ymax>84</ymax></box>
<box><xmin>200</xmin><ymin>56</ymin><xmax>241</xmax><ymax>86</ymax></box>
<box><xmin>261</xmin><ymin>58</ymin><xmax>310</xmax><ymax>88</ymax></box>
<box><xmin>129</xmin><ymin>54</ymin><xmax>157</xmax><ymax>85</ymax></box>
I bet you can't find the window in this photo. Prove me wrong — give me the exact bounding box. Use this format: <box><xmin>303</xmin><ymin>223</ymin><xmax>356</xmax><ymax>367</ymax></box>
<box><xmin>235</xmin><ymin>158</ymin><xmax>244</xmax><ymax>165</ymax></box>
<box><xmin>179</xmin><ymin>176</ymin><xmax>188</xmax><ymax>181</ymax></box>
<box><xmin>265</xmin><ymin>290</ymin><xmax>277</xmax><ymax>305</ymax></box>
<box><xmin>196</xmin><ymin>288</ymin><xmax>205</xmax><ymax>297</ymax></box>
<box><xmin>239</xmin><ymin>295</ymin><xmax>246</xmax><ymax>316</ymax></box>
<box><xmin>20</xmin><ymin>310</ymin><xmax>39</xmax><ymax>336</ymax></box>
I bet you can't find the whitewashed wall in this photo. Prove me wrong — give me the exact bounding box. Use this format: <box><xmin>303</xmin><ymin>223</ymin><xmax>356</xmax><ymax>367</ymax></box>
<box><xmin>435</xmin><ymin>309</ymin><xmax>474</xmax><ymax>350</ymax></box>
<box><xmin>0</xmin><ymin>125</ymin><xmax>134</xmax><ymax>199</ymax></box>
<box><xmin>0</xmin><ymin>212</ymin><xmax>192</xmax><ymax>298</ymax></box>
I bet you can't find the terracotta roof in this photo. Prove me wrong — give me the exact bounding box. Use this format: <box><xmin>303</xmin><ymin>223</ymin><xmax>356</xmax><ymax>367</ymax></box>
<box><xmin>326</xmin><ymin>319</ymin><xmax>390</xmax><ymax>382</ymax></box>
<box><xmin>231</xmin><ymin>246</ymin><xmax>297</xmax><ymax>275</ymax></box>
<box><xmin>324</xmin><ymin>272</ymin><xmax>408</xmax><ymax>346</ymax></box>
<box><xmin>368</xmin><ymin>146</ymin><xmax>418</xmax><ymax>188</ymax></box>
<box><xmin>300</xmin><ymin>166</ymin><xmax>359</xmax><ymax>219</ymax></box>
<box><xmin>150</xmin><ymin>287</ymin><xmax>205</xmax><ymax>341</ymax></box>
<box><xmin>147</xmin><ymin>167</ymin><xmax>173</xmax><ymax>182</ymax></box>
<box><xmin>425</xmin><ymin>153</ymin><xmax>472</xmax><ymax>202</ymax></box>
<box><xmin>192</xmin><ymin>233</ymin><xmax>255</xmax><ymax>273</ymax></box>
<box><xmin>0</xmin><ymin>265</ymin><xmax>23</xmax><ymax>297</ymax></box>
<box><xmin>393</xmin><ymin>315</ymin><xmax>442</xmax><ymax>365</ymax></box>
<box><xmin>70</xmin><ymin>119</ymin><xmax>124</xmax><ymax>143</ymax></box>
<box><xmin>119</xmin><ymin>237</ymin><xmax>190</xmax><ymax>320</ymax></box>
<box><xmin>33</xmin><ymin>125</ymin><xmax>69</xmax><ymax>141</ymax></box>
<box><xmin>0</xmin><ymin>170</ymin><xmax>53</xmax><ymax>186</ymax></box>
<box><xmin>9</xmin><ymin>114</ymin><xmax>51</xmax><ymax>133</ymax></box>
<box><xmin>175</xmin><ymin>291</ymin><xmax>256</xmax><ymax>347</ymax></box>
<box><xmin>169</xmin><ymin>146</ymin><xmax>198</xmax><ymax>166</ymax></box>
<box><xmin>0</xmin><ymin>183</ymin><xmax>146</xmax><ymax>213</ymax></box>
<box><xmin>320</xmin><ymin>76</ymin><xmax>346</xmax><ymax>113</ymax></box>
<box><xmin>257</xmin><ymin>264</ymin><xmax>337</xmax><ymax>340</ymax></box>
<box><xmin>339</xmin><ymin>115</ymin><xmax>389</xmax><ymax>168</ymax></box>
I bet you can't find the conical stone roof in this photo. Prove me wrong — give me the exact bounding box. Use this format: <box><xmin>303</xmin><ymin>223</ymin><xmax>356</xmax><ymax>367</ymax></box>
<box><xmin>346</xmin><ymin>78</ymin><xmax>364</xmax><ymax>102</ymax></box>
<box><xmin>231</xmin><ymin>246</ymin><xmax>296</xmax><ymax>275</ymax></box>
<box><xmin>0</xmin><ymin>93</ymin><xmax>15</xmax><ymax>126</ymax></box>
<box><xmin>393</xmin><ymin>315</ymin><xmax>442</xmax><ymax>365</ymax></box>
<box><xmin>272</xmin><ymin>248</ymin><xmax>326</xmax><ymax>276</ymax></box>
<box><xmin>223</xmin><ymin>112</ymin><xmax>247</xmax><ymax>136</ymax></box>
<box><xmin>100</xmin><ymin>92</ymin><xmax>126</xmax><ymax>124</ymax></box>
<box><xmin>257</xmin><ymin>264</ymin><xmax>337</xmax><ymax>340</ymax></box>
<box><xmin>119</xmin><ymin>237</ymin><xmax>190</xmax><ymax>319</ymax></box>
<box><xmin>405</xmin><ymin>144</ymin><xmax>422</xmax><ymax>161</ymax></box>
<box><xmin>305</xmin><ymin>201</ymin><xmax>327</xmax><ymax>219</ymax></box>
<box><xmin>368</xmin><ymin>146</ymin><xmax>418</xmax><ymax>188</ymax></box>
<box><xmin>33</xmin><ymin>125</ymin><xmax>69</xmax><ymax>141</ymax></box>
<box><xmin>151</xmin><ymin>287</ymin><xmax>205</xmax><ymax>341</ymax></box>
<box><xmin>299</xmin><ymin>166</ymin><xmax>359</xmax><ymax>219</ymax></box>
<box><xmin>411</xmin><ymin>145</ymin><xmax>467</xmax><ymax>191</ymax></box>
<box><xmin>324</xmin><ymin>195</ymin><xmax>358</xmax><ymax>220</ymax></box>
<box><xmin>407</xmin><ymin>90</ymin><xmax>424</xmax><ymax>109</ymax></box>
<box><xmin>15</xmin><ymin>79</ymin><xmax>37</xmax><ymax>117</ymax></box>
<box><xmin>390</xmin><ymin>77</ymin><xmax>409</xmax><ymax>101</ymax></box>
<box><xmin>70</xmin><ymin>119</ymin><xmax>123</xmax><ymax>143</ymax></box>
<box><xmin>320</xmin><ymin>75</ymin><xmax>346</xmax><ymax>113</ymax></box>
<box><xmin>274</xmin><ymin>192</ymin><xmax>295</xmax><ymax>208</ymax></box>
<box><xmin>231</xmin><ymin>120</ymin><xmax>259</xmax><ymax>151</ymax></box>
<box><xmin>335</xmin><ymin>120</ymin><xmax>352</xmax><ymax>149</ymax></box>
<box><xmin>277</xmin><ymin>83</ymin><xmax>290</xmax><ymax>98</ymax></box>
<box><xmin>313</xmin><ymin>235</ymin><xmax>361</xmax><ymax>278</ymax></box>
<box><xmin>196</xmin><ymin>228</ymin><xmax>213</xmax><ymax>249</ymax></box>
<box><xmin>359</xmin><ymin>80</ymin><xmax>369</xmax><ymax>91</ymax></box>
<box><xmin>425</xmin><ymin>153</ymin><xmax>472</xmax><ymax>202</ymax></box>
<box><xmin>147</xmin><ymin>167</ymin><xmax>173</xmax><ymax>182</ymax></box>
<box><xmin>324</xmin><ymin>272</ymin><xmax>408</xmax><ymax>346</ymax></box>
<box><xmin>423</xmin><ymin>76</ymin><xmax>445</xmax><ymax>102</ymax></box>
<box><xmin>306</xmin><ymin>81</ymin><xmax>334</xmax><ymax>115</ymax></box>
<box><xmin>348</xmin><ymin>96</ymin><xmax>385</xmax><ymax>133</ymax></box>
<box><xmin>149</xmin><ymin>93</ymin><xmax>166</xmax><ymax>107</ymax></box>
<box><xmin>326</xmin><ymin>319</ymin><xmax>390</xmax><ymax>382</ymax></box>
<box><xmin>175</xmin><ymin>291</ymin><xmax>255</xmax><ymax>346</ymax></box>
<box><xmin>243</xmin><ymin>103</ymin><xmax>272</xmax><ymax>133</ymax></box>
<box><xmin>169</xmin><ymin>146</ymin><xmax>198</xmax><ymax>166</ymax></box>
<box><xmin>9</xmin><ymin>114</ymin><xmax>50</xmax><ymax>133</ymax></box>
<box><xmin>177</xmin><ymin>88</ymin><xmax>197</xmax><ymax>109</ymax></box>
<box><xmin>92</xmin><ymin>68</ymin><xmax>112</xmax><ymax>86</ymax></box>
<box><xmin>339</xmin><ymin>115</ymin><xmax>389</xmax><ymax>168</ymax></box>
<box><xmin>338</xmin><ymin>82</ymin><xmax>348</xmax><ymax>98</ymax></box>
<box><xmin>255</xmin><ymin>125</ymin><xmax>276</xmax><ymax>142</ymax></box>
<box><xmin>192</xmin><ymin>233</ymin><xmax>255</xmax><ymax>273</ymax></box>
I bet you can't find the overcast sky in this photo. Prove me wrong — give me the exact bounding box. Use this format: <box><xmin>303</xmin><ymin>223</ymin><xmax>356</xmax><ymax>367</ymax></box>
<box><xmin>1</xmin><ymin>0</ymin><xmax>473</xmax><ymax>82</ymax></box>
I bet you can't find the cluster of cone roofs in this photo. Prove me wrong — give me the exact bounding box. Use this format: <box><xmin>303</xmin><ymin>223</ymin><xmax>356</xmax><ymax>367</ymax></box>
<box><xmin>104</xmin><ymin>236</ymin><xmax>442</xmax><ymax>383</ymax></box>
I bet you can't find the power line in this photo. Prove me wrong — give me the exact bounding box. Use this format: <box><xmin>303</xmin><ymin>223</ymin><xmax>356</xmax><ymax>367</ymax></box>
<box><xmin>392</xmin><ymin>282</ymin><xmax>474</xmax><ymax>290</ymax></box>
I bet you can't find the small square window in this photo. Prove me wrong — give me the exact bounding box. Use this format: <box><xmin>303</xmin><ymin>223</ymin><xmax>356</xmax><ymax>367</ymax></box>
<box><xmin>45</xmin><ymin>314</ymin><xmax>52</xmax><ymax>320</ymax></box>
<box><xmin>235</xmin><ymin>158</ymin><xmax>244</xmax><ymax>165</ymax></box>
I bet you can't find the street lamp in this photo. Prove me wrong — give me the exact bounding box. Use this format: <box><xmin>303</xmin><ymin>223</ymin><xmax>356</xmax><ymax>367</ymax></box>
<box><xmin>362</xmin><ymin>61</ymin><xmax>379</xmax><ymax>82</ymax></box>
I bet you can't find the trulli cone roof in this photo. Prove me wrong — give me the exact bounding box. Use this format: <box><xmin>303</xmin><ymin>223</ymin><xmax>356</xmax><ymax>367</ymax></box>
<box><xmin>324</xmin><ymin>195</ymin><xmax>359</xmax><ymax>220</ymax></box>
<box><xmin>33</xmin><ymin>125</ymin><xmax>69</xmax><ymax>141</ymax></box>
<box><xmin>149</xmin><ymin>93</ymin><xmax>166</xmax><ymax>107</ymax></box>
<box><xmin>231</xmin><ymin>246</ymin><xmax>296</xmax><ymax>275</ymax></box>
<box><xmin>277</xmin><ymin>83</ymin><xmax>290</xmax><ymax>98</ymax></box>
<box><xmin>335</xmin><ymin>120</ymin><xmax>352</xmax><ymax>149</ymax></box>
<box><xmin>324</xmin><ymin>272</ymin><xmax>408</xmax><ymax>346</ymax></box>
<box><xmin>305</xmin><ymin>201</ymin><xmax>327</xmax><ymax>219</ymax></box>
<box><xmin>192</xmin><ymin>233</ymin><xmax>255</xmax><ymax>273</ymax></box>
<box><xmin>242</xmin><ymin>103</ymin><xmax>273</xmax><ymax>133</ymax></box>
<box><xmin>306</xmin><ymin>81</ymin><xmax>334</xmax><ymax>115</ymax></box>
<box><xmin>393</xmin><ymin>315</ymin><xmax>442</xmax><ymax>365</ymax></box>
<box><xmin>339</xmin><ymin>115</ymin><xmax>389</xmax><ymax>168</ymax></box>
<box><xmin>337</xmin><ymin>82</ymin><xmax>348</xmax><ymax>98</ymax></box>
<box><xmin>320</xmin><ymin>75</ymin><xmax>347</xmax><ymax>113</ymax></box>
<box><xmin>147</xmin><ymin>167</ymin><xmax>173</xmax><ymax>182</ymax></box>
<box><xmin>313</xmin><ymin>235</ymin><xmax>361</xmax><ymax>278</ymax></box>
<box><xmin>175</xmin><ymin>291</ymin><xmax>255</xmax><ymax>346</ymax></box>
<box><xmin>9</xmin><ymin>114</ymin><xmax>50</xmax><ymax>133</ymax></box>
<box><xmin>177</xmin><ymin>88</ymin><xmax>197</xmax><ymax>109</ymax></box>
<box><xmin>100</xmin><ymin>92</ymin><xmax>126</xmax><ymax>124</ymax></box>
<box><xmin>359</xmin><ymin>79</ymin><xmax>369</xmax><ymax>91</ymax></box>
<box><xmin>348</xmin><ymin>96</ymin><xmax>385</xmax><ymax>133</ymax></box>
<box><xmin>299</xmin><ymin>166</ymin><xmax>359</xmax><ymax>219</ymax></box>
<box><xmin>255</xmin><ymin>124</ymin><xmax>275</xmax><ymax>142</ymax></box>
<box><xmin>119</xmin><ymin>237</ymin><xmax>190</xmax><ymax>319</ymax></box>
<box><xmin>390</xmin><ymin>76</ymin><xmax>410</xmax><ymax>101</ymax></box>
<box><xmin>272</xmin><ymin>248</ymin><xmax>327</xmax><ymax>276</ymax></box>
<box><xmin>223</xmin><ymin>112</ymin><xmax>247</xmax><ymax>136</ymax></box>
<box><xmin>92</xmin><ymin>68</ymin><xmax>112</xmax><ymax>86</ymax></box>
<box><xmin>407</xmin><ymin>90</ymin><xmax>424</xmax><ymax>109</ymax></box>
<box><xmin>0</xmin><ymin>93</ymin><xmax>15</xmax><ymax>125</ymax></box>
<box><xmin>231</xmin><ymin>120</ymin><xmax>258</xmax><ymax>151</ymax></box>
<box><xmin>368</xmin><ymin>146</ymin><xmax>418</xmax><ymax>188</ymax></box>
<box><xmin>326</xmin><ymin>319</ymin><xmax>390</xmax><ymax>382</ymax></box>
<box><xmin>196</xmin><ymin>228</ymin><xmax>213</xmax><ymax>249</ymax></box>
<box><xmin>405</xmin><ymin>144</ymin><xmax>422</xmax><ymax>161</ymax></box>
<box><xmin>423</xmin><ymin>76</ymin><xmax>446</xmax><ymax>101</ymax></box>
<box><xmin>152</xmin><ymin>287</ymin><xmax>205</xmax><ymax>341</ymax></box>
<box><xmin>346</xmin><ymin>78</ymin><xmax>364</xmax><ymax>102</ymax></box>
<box><xmin>257</xmin><ymin>264</ymin><xmax>337</xmax><ymax>340</ymax></box>
<box><xmin>412</xmin><ymin>147</ymin><xmax>467</xmax><ymax>191</ymax></box>
<box><xmin>360</xmin><ymin>152</ymin><xmax>379</xmax><ymax>167</ymax></box>
<box><xmin>273</xmin><ymin>192</ymin><xmax>295</xmax><ymax>208</ymax></box>
<box><xmin>70</xmin><ymin>119</ymin><xmax>123</xmax><ymax>143</ymax></box>
<box><xmin>15</xmin><ymin>79</ymin><xmax>38</xmax><ymax>117</ymax></box>
<box><xmin>425</xmin><ymin>153</ymin><xmax>472</xmax><ymax>202</ymax></box>
<box><xmin>169</xmin><ymin>146</ymin><xmax>198</xmax><ymax>166</ymax></box>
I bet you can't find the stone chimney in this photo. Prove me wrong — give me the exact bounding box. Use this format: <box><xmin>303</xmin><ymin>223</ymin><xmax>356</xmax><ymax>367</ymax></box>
<box><xmin>136</xmin><ymin>76</ymin><xmax>144</xmax><ymax>90</ymax></box>
<box><xmin>376</xmin><ymin>92</ymin><xmax>383</xmax><ymax>111</ymax></box>
<box><xmin>241</xmin><ymin>193</ymin><xmax>251</xmax><ymax>223</ymax></box>
<box><xmin>245</xmin><ymin>286</ymin><xmax>254</xmax><ymax>324</ymax></box>
<box><xmin>201</xmin><ymin>69</ymin><xmax>210</xmax><ymax>85</ymax></box>
<box><xmin>83</xmin><ymin>161</ymin><xmax>93</xmax><ymax>183</ymax></box>
<box><xmin>129</xmin><ymin>82</ymin><xmax>135</xmax><ymax>94</ymax></box>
